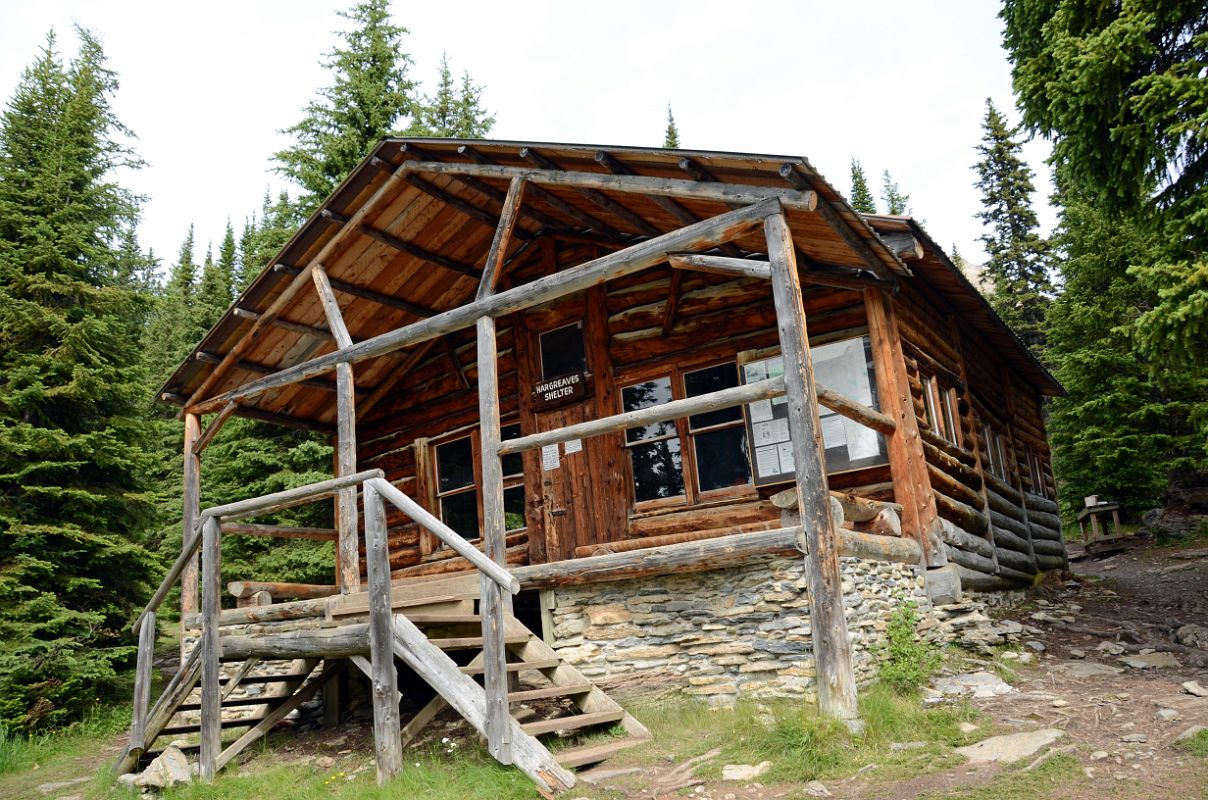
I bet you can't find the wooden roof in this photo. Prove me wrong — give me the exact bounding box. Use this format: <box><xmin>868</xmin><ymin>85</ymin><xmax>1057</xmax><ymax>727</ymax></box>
<box><xmin>158</xmin><ymin>138</ymin><xmax>1059</xmax><ymax>431</ymax></box>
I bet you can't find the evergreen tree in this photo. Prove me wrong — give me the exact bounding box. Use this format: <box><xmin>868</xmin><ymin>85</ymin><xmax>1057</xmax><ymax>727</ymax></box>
<box><xmin>408</xmin><ymin>54</ymin><xmax>494</xmax><ymax>138</ymax></box>
<box><xmin>1001</xmin><ymin>1</ymin><xmax>1208</xmax><ymax>369</ymax></box>
<box><xmin>849</xmin><ymin>159</ymin><xmax>876</xmax><ymax>213</ymax></box>
<box><xmin>1046</xmin><ymin>187</ymin><xmax>1208</xmax><ymax>516</ymax></box>
<box><xmin>972</xmin><ymin>98</ymin><xmax>1053</xmax><ymax>356</ymax></box>
<box><xmin>880</xmin><ymin>170</ymin><xmax>910</xmax><ymax>215</ymax></box>
<box><xmin>0</xmin><ymin>30</ymin><xmax>158</xmax><ymax>732</ymax></box>
<box><xmin>274</xmin><ymin>0</ymin><xmax>416</xmax><ymax>213</ymax></box>
<box><xmin>663</xmin><ymin>104</ymin><xmax>680</xmax><ymax>149</ymax></box>
<box><xmin>217</xmin><ymin>221</ymin><xmax>237</xmax><ymax>297</ymax></box>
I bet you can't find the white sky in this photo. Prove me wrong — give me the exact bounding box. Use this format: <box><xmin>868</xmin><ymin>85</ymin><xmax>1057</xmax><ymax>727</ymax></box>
<box><xmin>0</xmin><ymin>0</ymin><xmax>1054</xmax><ymax>271</ymax></box>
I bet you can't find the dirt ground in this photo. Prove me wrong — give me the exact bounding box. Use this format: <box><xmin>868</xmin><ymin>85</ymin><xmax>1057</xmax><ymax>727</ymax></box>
<box><xmin>578</xmin><ymin>537</ymin><xmax>1208</xmax><ymax>800</ymax></box>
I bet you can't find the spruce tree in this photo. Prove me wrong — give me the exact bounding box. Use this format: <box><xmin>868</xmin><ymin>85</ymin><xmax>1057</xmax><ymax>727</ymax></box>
<box><xmin>196</xmin><ymin>242</ymin><xmax>232</xmax><ymax>330</ymax></box>
<box><xmin>453</xmin><ymin>69</ymin><xmax>494</xmax><ymax>138</ymax></box>
<box><xmin>880</xmin><ymin>170</ymin><xmax>910</xmax><ymax>215</ymax></box>
<box><xmin>274</xmin><ymin>0</ymin><xmax>416</xmax><ymax>213</ymax></box>
<box><xmin>0</xmin><ymin>30</ymin><xmax>158</xmax><ymax>732</ymax></box>
<box><xmin>972</xmin><ymin>98</ymin><xmax>1053</xmax><ymax>356</ymax></box>
<box><xmin>663</xmin><ymin>104</ymin><xmax>680</xmax><ymax>148</ymax></box>
<box><xmin>849</xmin><ymin>159</ymin><xmax>876</xmax><ymax>213</ymax></box>
<box><xmin>408</xmin><ymin>54</ymin><xmax>494</xmax><ymax>138</ymax></box>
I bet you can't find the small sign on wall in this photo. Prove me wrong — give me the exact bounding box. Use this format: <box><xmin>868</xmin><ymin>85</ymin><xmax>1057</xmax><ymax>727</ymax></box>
<box><xmin>531</xmin><ymin>371</ymin><xmax>593</xmax><ymax>411</ymax></box>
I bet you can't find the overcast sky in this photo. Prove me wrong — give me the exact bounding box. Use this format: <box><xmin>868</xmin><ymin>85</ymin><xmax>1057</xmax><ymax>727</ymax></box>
<box><xmin>1</xmin><ymin>0</ymin><xmax>1054</xmax><ymax>271</ymax></box>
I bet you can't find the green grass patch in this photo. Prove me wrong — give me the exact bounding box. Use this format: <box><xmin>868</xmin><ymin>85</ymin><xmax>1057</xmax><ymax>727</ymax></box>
<box><xmin>0</xmin><ymin>704</ymin><xmax>129</xmax><ymax>776</ymax></box>
<box><xmin>1176</xmin><ymin>728</ymin><xmax>1208</xmax><ymax>758</ymax></box>
<box><xmin>620</xmin><ymin>683</ymin><xmax>980</xmax><ymax>786</ymax></box>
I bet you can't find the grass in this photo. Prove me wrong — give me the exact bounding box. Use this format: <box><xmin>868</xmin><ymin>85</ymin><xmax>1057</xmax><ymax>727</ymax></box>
<box><xmin>1176</xmin><ymin>728</ymin><xmax>1208</xmax><ymax>759</ymax></box>
<box><xmin>611</xmin><ymin>682</ymin><xmax>981</xmax><ymax>787</ymax></box>
<box><xmin>0</xmin><ymin>705</ymin><xmax>129</xmax><ymax>776</ymax></box>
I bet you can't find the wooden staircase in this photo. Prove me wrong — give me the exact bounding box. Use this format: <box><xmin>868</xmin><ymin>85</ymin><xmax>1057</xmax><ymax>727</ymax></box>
<box><xmin>113</xmin><ymin>610</ymin><xmax>647</xmax><ymax>788</ymax></box>
<box><xmin>395</xmin><ymin>611</ymin><xmax>650</xmax><ymax>770</ymax></box>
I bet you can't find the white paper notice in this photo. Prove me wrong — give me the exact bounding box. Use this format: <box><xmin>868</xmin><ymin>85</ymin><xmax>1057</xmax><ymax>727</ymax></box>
<box><xmin>767</xmin><ymin>418</ymin><xmax>791</xmax><ymax>444</ymax></box>
<box><xmin>564</xmin><ymin>438</ymin><xmax>582</xmax><ymax>454</ymax></box>
<box><xmin>820</xmin><ymin>414</ymin><xmax>847</xmax><ymax>448</ymax></box>
<box><xmin>777</xmin><ymin>441</ymin><xmax>795</xmax><ymax>473</ymax></box>
<box><xmin>749</xmin><ymin>399</ymin><xmax>773</xmax><ymax>423</ymax></box>
<box><xmin>755</xmin><ymin>445</ymin><xmax>781</xmax><ymax>477</ymax></box>
<box><xmin>541</xmin><ymin>444</ymin><xmax>560</xmax><ymax>471</ymax></box>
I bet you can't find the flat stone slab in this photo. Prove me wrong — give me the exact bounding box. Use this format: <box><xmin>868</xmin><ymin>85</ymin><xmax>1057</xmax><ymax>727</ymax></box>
<box><xmin>956</xmin><ymin>729</ymin><xmax>1066</xmax><ymax>764</ymax></box>
<box><xmin>1051</xmin><ymin>660</ymin><xmax>1123</xmax><ymax>678</ymax></box>
<box><xmin>934</xmin><ymin>671</ymin><xmax>1016</xmax><ymax>699</ymax></box>
<box><xmin>1119</xmin><ymin>652</ymin><xmax>1181</xmax><ymax>669</ymax></box>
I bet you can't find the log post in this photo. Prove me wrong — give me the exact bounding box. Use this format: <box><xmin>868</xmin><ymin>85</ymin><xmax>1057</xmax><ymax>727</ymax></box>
<box><xmin>765</xmin><ymin>209</ymin><xmax>858</xmax><ymax>722</ymax></box>
<box><xmin>198</xmin><ymin>516</ymin><xmax>222</xmax><ymax>781</ymax></box>
<box><xmin>864</xmin><ymin>288</ymin><xmax>942</xmax><ymax>566</ymax></box>
<box><xmin>129</xmin><ymin>611</ymin><xmax>156</xmax><ymax>752</ymax></box>
<box><xmin>313</xmin><ymin>265</ymin><xmax>361</xmax><ymax>593</ymax></box>
<box><xmin>477</xmin><ymin>314</ymin><xmax>513</xmax><ymax>764</ymax></box>
<box><xmin>364</xmin><ymin>482</ymin><xmax>403</xmax><ymax>782</ymax></box>
<box><xmin>181</xmin><ymin>413</ymin><xmax>201</xmax><ymax>625</ymax></box>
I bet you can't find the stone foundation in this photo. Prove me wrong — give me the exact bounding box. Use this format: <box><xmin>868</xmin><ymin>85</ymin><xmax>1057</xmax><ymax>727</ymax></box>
<box><xmin>547</xmin><ymin>555</ymin><xmax>935</xmax><ymax>706</ymax></box>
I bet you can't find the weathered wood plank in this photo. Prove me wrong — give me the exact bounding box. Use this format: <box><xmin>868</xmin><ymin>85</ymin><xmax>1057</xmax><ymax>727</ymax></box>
<box><xmin>129</xmin><ymin>612</ymin><xmax>155</xmax><ymax>751</ymax></box>
<box><xmin>191</xmin><ymin>403</ymin><xmax>238</xmax><ymax>455</ymax></box>
<box><xmin>198</xmin><ymin>517</ymin><xmax>222</xmax><ymax>781</ymax></box>
<box><xmin>227</xmin><ymin>581</ymin><xmax>337</xmax><ymax>600</ymax></box>
<box><xmin>766</xmin><ymin>209</ymin><xmax>858</xmax><ymax>722</ymax></box>
<box><xmin>668</xmin><ymin>253</ymin><xmax>772</xmax><ymax>281</ymax></box>
<box><xmin>181</xmin><ymin>415</ymin><xmax>201</xmax><ymax>619</ymax></box>
<box><xmin>476</xmin><ymin>177</ymin><xmax>526</xmax><ymax>302</ymax></box>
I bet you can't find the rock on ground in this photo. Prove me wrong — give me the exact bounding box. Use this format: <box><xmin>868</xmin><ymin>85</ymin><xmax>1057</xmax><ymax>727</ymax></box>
<box><xmin>722</xmin><ymin>761</ymin><xmax>772</xmax><ymax>781</ymax></box>
<box><xmin>933</xmin><ymin>671</ymin><xmax>1016</xmax><ymax>699</ymax></box>
<box><xmin>955</xmin><ymin>729</ymin><xmax>1065</xmax><ymax>764</ymax></box>
<box><xmin>134</xmin><ymin>746</ymin><xmax>192</xmax><ymax>790</ymax></box>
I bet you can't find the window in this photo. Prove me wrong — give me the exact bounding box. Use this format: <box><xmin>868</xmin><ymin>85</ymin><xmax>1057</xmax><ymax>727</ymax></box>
<box><xmin>981</xmin><ymin>423</ymin><xmax>1009</xmax><ymax>480</ymax></box>
<box><xmin>436</xmin><ymin>436</ymin><xmax>477</xmax><ymax>539</ymax></box>
<box><xmin>434</xmin><ymin>423</ymin><xmax>528</xmax><ymax>542</ymax></box>
<box><xmin>539</xmin><ymin>322</ymin><xmax>586</xmax><ymax>380</ymax></box>
<box><xmin>622</xmin><ymin>377</ymin><xmax>685</xmax><ymax>502</ymax></box>
<box><xmin>810</xmin><ymin>337</ymin><xmax>888</xmax><ymax>473</ymax></box>
<box><xmin>1024</xmin><ymin>447</ymin><xmax>1049</xmax><ymax>499</ymax></box>
<box><xmin>684</xmin><ymin>363</ymin><xmax>751</xmax><ymax>491</ymax></box>
<box><xmin>620</xmin><ymin>361</ymin><xmax>753</xmax><ymax>506</ymax></box>
<box><xmin>922</xmin><ymin>374</ymin><xmax>961</xmax><ymax>446</ymax></box>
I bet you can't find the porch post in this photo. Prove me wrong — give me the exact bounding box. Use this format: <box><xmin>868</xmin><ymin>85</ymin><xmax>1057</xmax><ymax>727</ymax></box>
<box><xmin>863</xmin><ymin>288</ymin><xmax>942</xmax><ymax>566</ymax></box>
<box><xmin>764</xmin><ymin>209</ymin><xmax>859</xmax><ymax>722</ymax></box>
<box><xmin>181</xmin><ymin>413</ymin><xmax>201</xmax><ymax>645</ymax></box>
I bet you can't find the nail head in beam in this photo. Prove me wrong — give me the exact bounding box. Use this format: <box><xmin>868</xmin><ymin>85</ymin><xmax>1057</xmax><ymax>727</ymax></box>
<box><xmin>188</xmin><ymin>199</ymin><xmax>779</xmax><ymax>414</ymax></box>
<box><xmin>668</xmin><ymin>253</ymin><xmax>771</xmax><ymax>281</ymax></box>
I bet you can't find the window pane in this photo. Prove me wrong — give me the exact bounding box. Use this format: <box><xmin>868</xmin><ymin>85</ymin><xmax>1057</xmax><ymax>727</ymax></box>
<box><xmin>622</xmin><ymin>378</ymin><xmax>677</xmax><ymax>443</ymax></box>
<box><xmin>685</xmin><ymin>362</ymin><xmax>741</xmax><ymax>429</ymax></box>
<box><xmin>811</xmin><ymin>337</ymin><xmax>888</xmax><ymax>472</ymax></box>
<box><xmin>504</xmin><ymin>485</ymin><xmax>526</xmax><ymax>531</ymax></box>
<box><xmin>436</xmin><ymin>437</ymin><xmax>474</xmax><ymax>492</ymax></box>
<box><xmin>440</xmin><ymin>491</ymin><xmax>479</xmax><ymax>539</ymax></box>
<box><xmin>539</xmin><ymin>323</ymin><xmax>586</xmax><ymax>379</ymax></box>
<box><xmin>694</xmin><ymin>426</ymin><xmax>751</xmax><ymax>491</ymax></box>
<box><xmin>501</xmin><ymin>424</ymin><xmax>523</xmax><ymax>478</ymax></box>
<box><xmin>630</xmin><ymin>438</ymin><xmax>684</xmax><ymax>501</ymax></box>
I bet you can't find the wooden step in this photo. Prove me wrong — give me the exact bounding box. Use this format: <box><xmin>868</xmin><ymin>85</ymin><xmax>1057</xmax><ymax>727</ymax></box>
<box><xmin>507</xmin><ymin>684</ymin><xmax>593</xmax><ymax>703</ymax></box>
<box><xmin>555</xmin><ymin>736</ymin><xmax>647</xmax><ymax>769</ymax></box>
<box><xmin>159</xmin><ymin>714</ymin><xmax>272</xmax><ymax>736</ymax></box>
<box><xmin>177</xmin><ymin>695</ymin><xmax>286</xmax><ymax>711</ymax></box>
<box><xmin>218</xmin><ymin>673</ymin><xmax>312</xmax><ymax>685</ymax></box>
<box><xmin>459</xmin><ymin>658</ymin><xmax>559</xmax><ymax>675</ymax></box>
<box><xmin>403</xmin><ymin>613</ymin><xmax>482</xmax><ymax>625</ymax></box>
<box><xmin>428</xmin><ymin>632</ymin><xmax>529</xmax><ymax>650</ymax></box>
<box><xmin>521</xmin><ymin>709</ymin><xmax>625</xmax><ymax>737</ymax></box>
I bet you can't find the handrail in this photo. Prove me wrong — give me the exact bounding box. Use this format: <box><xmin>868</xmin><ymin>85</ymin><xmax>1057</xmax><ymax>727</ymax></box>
<box><xmin>133</xmin><ymin>469</ymin><xmax>385</xmax><ymax>632</ymax></box>
<box><xmin>367</xmin><ymin>477</ymin><xmax>520</xmax><ymax>594</ymax></box>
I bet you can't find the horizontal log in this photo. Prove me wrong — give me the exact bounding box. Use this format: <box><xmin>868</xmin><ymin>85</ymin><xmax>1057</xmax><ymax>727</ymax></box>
<box><xmin>1028</xmin><ymin>521</ymin><xmax>1063</xmax><ymax>542</ymax></box>
<box><xmin>922</xmin><ymin>439</ymin><xmax>982</xmax><ymax>490</ymax></box>
<box><xmin>994</xmin><ymin>545</ymin><xmax>1037</xmax><ymax>574</ymax></box>
<box><xmin>937</xmin><ymin>518</ymin><xmax>994</xmax><ymax>559</ymax></box>
<box><xmin>575</xmin><ymin>521</ymin><xmax>779</xmax><ymax>558</ymax></box>
<box><xmin>227</xmin><ymin>581</ymin><xmax>338</xmax><ymax>600</ymax></box>
<box><xmin>201</xmin><ymin>470</ymin><xmax>384</xmax><ymax>524</ymax></box>
<box><xmin>986</xmin><ymin>486</ymin><xmax>1027</xmax><ymax>523</ymax></box>
<box><xmin>190</xmin><ymin>199</ymin><xmax>777</xmax><ymax>414</ymax></box>
<box><xmin>668</xmin><ymin>253</ymin><xmax>771</xmax><ymax>280</ymax></box>
<box><xmin>499</xmin><ymin>376</ymin><xmax>786</xmax><ymax>455</ymax></box>
<box><xmin>952</xmin><ymin>564</ymin><xmax>1029</xmax><ymax>592</ymax></box>
<box><xmin>1025</xmin><ymin>507</ymin><xmax>1062</xmax><ymax>531</ymax></box>
<box><xmin>407</xmin><ymin>160</ymin><xmax>820</xmax><ymax>211</ymax></box>
<box><xmin>944</xmin><ymin>543</ymin><xmax>997</xmax><ymax>575</ymax></box>
<box><xmin>220</xmin><ymin>523</ymin><xmax>338</xmax><ymax>541</ymax></box>
<box><xmin>769</xmin><ymin>487</ymin><xmax>902</xmax><ymax>521</ymax></box>
<box><xmin>934</xmin><ymin>491</ymin><xmax>988</xmax><ymax>535</ymax></box>
<box><xmin>990</xmin><ymin>506</ymin><xmax>1030</xmax><ymax>539</ymax></box>
<box><xmin>838</xmin><ymin>527</ymin><xmax>921</xmax><ymax>564</ymax></box>
<box><xmin>919</xmin><ymin>427</ymin><xmax>977</xmax><ymax>467</ymax></box>
<box><xmin>183</xmin><ymin>597</ymin><xmax>330</xmax><ymax>628</ymax></box>
<box><xmin>1034</xmin><ymin>553</ymin><xmax>1066</xmax><ymax>571</ymax></box>
<box><xmin>1030</xmin><ymin>537</ymin><xmax>1066</xmax><ymax>557</ymax></box>
<box><xmin>816</xmin><ymin>385</ymin><xmax>896</xmax><ymax>434</ymax></box>
<box><xmin>1024</xmin><ymin>491</ymin><xmax>1059</xmax><ymax>515</ymax></box>
<box><xmin>989</xmin><ymin>517</ymin><xmax>1032</xmax><ymax>553</ymax></box>
<box><xmin>928</xmin><ymin>463</ymin><xmax>985</xmax><ymax>510</ymax></box>
<box><xmin>220</xmin><ymin>625</ymin><xmax>370</xmax><ymax>660</ymax></box>
<box><xmin>983</xmin><ymin>471</ymin><xmax>1022</xmax><ymax>503</ymax></box>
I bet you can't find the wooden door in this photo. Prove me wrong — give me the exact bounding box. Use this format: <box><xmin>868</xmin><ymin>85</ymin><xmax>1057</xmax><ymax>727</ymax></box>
<box><xmin>517</xmin><ymin>289</ymin><xmax>624</xmax><ymax>563</ymax></box>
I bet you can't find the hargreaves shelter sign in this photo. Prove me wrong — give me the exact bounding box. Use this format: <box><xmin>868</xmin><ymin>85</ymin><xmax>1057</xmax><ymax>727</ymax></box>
<box><xmin>531</xmin><ymin>371</ymin><xmax>592</xmax><ymax>411</ymax></box>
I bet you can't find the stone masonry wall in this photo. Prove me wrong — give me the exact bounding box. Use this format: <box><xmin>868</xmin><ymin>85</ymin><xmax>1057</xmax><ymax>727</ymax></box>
<box><xmin>548</xmin><ymin>555</ymin><xmax>934</xmax><ymax>706</ymax></box>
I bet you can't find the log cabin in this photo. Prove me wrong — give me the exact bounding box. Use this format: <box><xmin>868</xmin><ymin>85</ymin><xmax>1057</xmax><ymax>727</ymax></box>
<box><xmin>119</xmin><ymin>140</ymin><xmax>1066</xmax><ymax>791</ymax></box>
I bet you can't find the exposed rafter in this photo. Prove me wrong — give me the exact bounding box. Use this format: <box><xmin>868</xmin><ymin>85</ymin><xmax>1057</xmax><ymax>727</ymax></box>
<box><xmin>273</xmin><ymin>264</ymin><xmax>434</xmax><ymax>319</ymax></box>
<box><xmin>319</xmin><ymin>207</ymin><xmax>482</xmax><ymax>278</ymax></box>
<box><xmin>194</xmin><ymin>351</ymin><xmax>370</xmax><ymax>397</ymax></box>
<box><xmin>520</xmin><ymin>147</ymin><xmax>661</xmax><ymax>238</ymax></box>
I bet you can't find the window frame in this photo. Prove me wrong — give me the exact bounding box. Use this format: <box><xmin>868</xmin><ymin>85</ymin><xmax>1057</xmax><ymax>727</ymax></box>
<box><xmin>981</xmin><ymin>423</ymin><xmax>1010</xmax><ymax>481</ymax></box>
<box><xmin>430</xmin><ymin>419</ymin><xmax>529</xmax><ymax>547</ymax></box>
<box><xmin>617</xmin><ymin>356</ymin><xmax>755</xmax><ymax>512</ymax></box>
